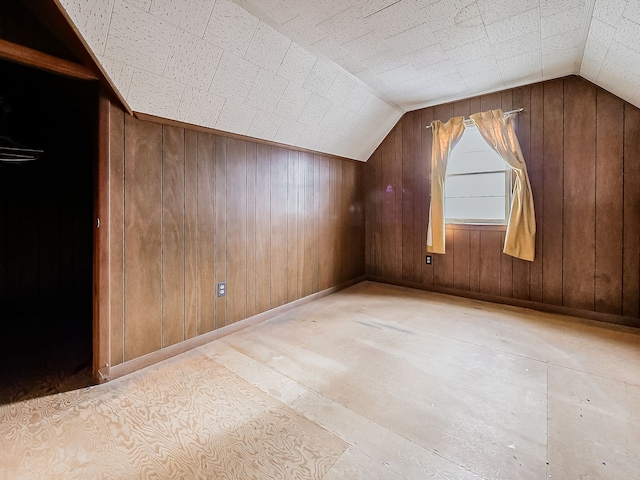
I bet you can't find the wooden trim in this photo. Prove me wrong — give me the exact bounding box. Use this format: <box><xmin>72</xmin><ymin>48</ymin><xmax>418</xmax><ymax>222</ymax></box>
<box><xmin>368</xmin><ymin>276</ymin><xmax>640</xmax><ymax>329</ymax></box>
<box><xmin>133</xmin><ymin>112</ymin><xmax>365</xmax><ymax>164</ymax></box>
<box><xmin>0</xmin><ymin>38</ymin><xmax>97</xmax><ymax>80</ymax></box>
<box><xmin>445</xmin><ymin>223</ymin><xmax>507</xmax><ymax>232</ymax></box>
<box><xmin>108</xmin><ymin>275</ymin><xmax>366</xmax><ymax>380</ymax></box>
<box><xmin>93</xmin><ymin>90</ymin><xmax>111</xmax><ymax>383</ymax></box>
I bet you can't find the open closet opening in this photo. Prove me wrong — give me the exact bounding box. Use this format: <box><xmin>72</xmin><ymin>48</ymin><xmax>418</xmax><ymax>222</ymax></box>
<box><xmin>0</xmin><ymin>59</ymin><xmax>97</xmax><ymax>403</ymax></box>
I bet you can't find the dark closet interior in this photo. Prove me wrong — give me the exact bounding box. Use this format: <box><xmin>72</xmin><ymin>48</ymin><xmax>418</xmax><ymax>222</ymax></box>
<box><xmin>0</xmin><ymin>59</ymin><xmax>96</xmax><ymax>402</ymax></box>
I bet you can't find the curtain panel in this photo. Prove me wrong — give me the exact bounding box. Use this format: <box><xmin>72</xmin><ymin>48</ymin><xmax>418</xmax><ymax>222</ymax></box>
<box><xmin>426</xmin><ymin>116</ymin><xmax>465</xmax><ymax>254</ymax></box>
<box><xmin>470</xmin><ymin>109</ymin><xmax>536</xmax><ymax>261</ymax></box>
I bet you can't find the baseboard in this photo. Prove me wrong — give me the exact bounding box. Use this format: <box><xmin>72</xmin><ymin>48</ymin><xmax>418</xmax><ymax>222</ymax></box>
<box><xmin>107</xmin><ymin>275</ymin><xmax>366</xmax><ymax>381</ymax></box>
<box><xmin>367</xmin><ymin>276</ymin><xmax>640</xmax><ymax>329</ymax></box>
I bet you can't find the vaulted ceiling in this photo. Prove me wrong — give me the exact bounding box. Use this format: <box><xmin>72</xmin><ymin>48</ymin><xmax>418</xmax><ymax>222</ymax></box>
<box><xmin>58</xmin><ymin>0</ymin><xmax>640</xmax><ymax>161</ymax></box>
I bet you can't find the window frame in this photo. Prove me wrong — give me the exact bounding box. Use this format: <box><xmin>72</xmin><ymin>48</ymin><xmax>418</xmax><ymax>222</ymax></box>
<box><xmin>444</xmin><ymin>127</ymin><xmax>512</xmax><ymax>226</ymax></box>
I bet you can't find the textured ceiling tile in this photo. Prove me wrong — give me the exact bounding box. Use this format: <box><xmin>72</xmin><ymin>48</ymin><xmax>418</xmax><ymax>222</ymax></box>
<box><xmin>273</xmin><ymin>118</ymin><xmax>307</xmax><ymax>145</ymax></box>
<box><xmin>354</xmin><ymin>0</ymin><xmax>399</xmax><ymax>17</ymax></box>
<box><xmin>177</xmin><ymin>86</ymin><xmax>225</xmax><ymax>129</ymax></box>
<box><xmin>334</xmin><ymin>54</ymin><xmax>367</xmax><ymax>73</ymax></box>
<box><xmin>318</xmin><ymin>104</ymin><xmax>349</xmax><ymax>132</ymax></box>
<box><xmin>98</xmin><ymin>55</ymin><xmax>134</xmax><ymax>97</ymax></box>
<box><xmin>297</xmin><ymin>124</ymin><xmax>326</xmax><ymax>150</ymax></box>
<box><xmin>446</xmin><ymin>38</ymin><xmax>494</xmax><ymax>64</ymax></box>
<box><xmin>342</xmin><ymin>31</ymin><xmax>391</xmax><ymax>60</ymax></box>
<box><xmin>324</xmin><ymin>72</ymin><xmax>358</xmax><ymax>104</ymax></box>
<box><xmin>283</xmin><ymin>15</ymin><xmax>327</xmax><ymax>44</ymax></box>
<box><xmin>104</xmin><ymin>0</ymin><xmax>176</xmax><ymax>75</ymax></box>
<box><xmin>624</xmin><ymin>0</ymin><xmax>640</xmax><ymax>23</ymax></box>
<box><xmin>164</xmin><ymin>30</ymin><xmax>223</xmax><ymax>88</ymax></box>
<box><xmin>415</xmin><ymin>59</ymin><xmax>458</xmax><ymax>79</ymax></box>
<box><xmin>311</xmin><ymin>37</ymin><xmax>349</xmax><ymax>60</ymax></box>
<box><xmin>367</xmin><ymin>2</ymin><xmax>430</xmax><ymax>39</ymax></box>
<box><xmin>541</xmin><ymin>7</ymin><xmax>584</xmax><ymax>38</ymax></box>
<box><xmin>491</xmin><ymin>31</ymin><xmax>541</xmax><ymax>60</ymax></box>
<box><xmin>247</xmin><ymin>110</ymin><xmax>285</xmax><ymax>140</ymax></box>
<box><xmin>377</xmin><ymin>64</ymin><xmax>420</xmax><ymax>84</ymax></box>
<box><xmin>215</xmin><ymin>100</ymin><xmax>257</xmax><ymax>134</ymax></box>
<box><xmin>614</xmin><ymin>17</ymin><xmax>640</xmax><ymax>52</ymax></box>
<box><xmin>244</xmin><ymin>0</ymin><xmax>300</xmax><ymax>24</ymax></box>
<box><xmin>486</xmin><ymin>7</ymin><xmax>540</xmax><ymax>44</ymax></box>
<box><xmin>543</xmin><ymin>30</ymin><xmax>581</xmax><ymax>52</ymax></box>
<box><xmin>343</xmin><ymin>86</ymin><xmax>371</xmax><ymax>112</ymax></box>
<box><xmin>383</xmin><ymin>23</ymin><xmax>438</xmax><ymax>56</ymax></box>
<box><xmin>599</xmin><ymin>54</ymin><xmax>640</xmax><ymax>94</ymax></box>
<box><xmin>465</xmin><ymin>69</ymin><xmax>504</xmax><ymax>92</ymax></box>
<box><xmin>456</xmin><ymin>55</ymin><xmax>499</xmax><ymax>77</ymax></box>
<box><xmin>316</xmin><ymin>8</ymin><xmax>371</xmax><ymax>45</ymax></box>
<box><xmin>593</xmin><ymin>0</ymin><xmax>626</xmax><ymax>26</ymax></box>
<box><xmin>540</xmin><ymin>0</ymin><xmax>585</xmax><ymax>17</ymax></box>
<box><xmin>424</xmin><ymin>0</ymin><xmax>481</xmax><ymax>32</ymax></box>
<box><xmin>277</xmin><ymin>43</ymin><xmax>317</xmax><ymax>85</ymax></box>
<box><xmin>477</xmin><ymin>0</ymin><xmax>535</xmax><ymax>24</ymax></box>
<box><xmin>587</xmin><ymin>17</ymin><xmax>617</xmax><ymax>47</ymax></box>
<box><xmin>407</xmin><ymin>43</ymin><xmax>449</xmax><ymax>69</ymax></box>
<box><xmin>244</xmin><ymin>22</ymin><xmax>292</xmax><ymax>73</ymax></box>
<box><xmin>59</xmin><ymin>0</ymin><xmax>114</xmax><ymax>55</ymax></box>
<box><xmin>127</xmin><ymin>69</ymin><xmax>184</xmax><ymax>118</ymax></box>
<box><xmin>124</xmin><ymin>0</ymin><xmax>151</xmax><ymax>11</ymax></box>
<box><xmin>245</xmin><ymin>69</ymin><xmax>288</xmax><ymax>111</ymax></box>
<box><xmin>434</xmin><ymin>16</ymin><xmax>487</xmax><ymax>49</ymax></box>
<box><xmin>605</xmin><ymin>40</ymin><xmax>640</xmax><ymax>73</ymax></box>
<box><xmin>298</xmin><ymin>94</ymin><xmax>332</xmax><ymax>125</ymax></box>
<box><xmin>582</xmin><ymin>38</ymin><xmax>608</xmax><ymax>66</ymax></box>
<box><xmin>149</xmin><ymin>0</ymin><xmax>214</xmax><ymax>37</ymax></box>
<box><xmin>367</xmin><ymin>53</ymin><xmax>409</xmax><ymax>74</ymax></box>
<box><xmin>499</xmin><ymin>50</ymin><xmax>543</xmax><ymax>83</ymax></box>
<box><xmin>274</xmin><ymin>83</ymin><xmax>313</xmax><ymax>118</ymax></box>
<box><xmin>209</xmin><ymin>51</ymin><xmax>260</xmax><ymax>102</ymax></box>
<box><xmin>303</xmin><ymin>60</ymin><xmax>339</xmax><ymax>95</ymax></box>
<box><xmin>203</xmin><ymin>0</ymin><xmax>259</xmax><ymax>57</ymax></box>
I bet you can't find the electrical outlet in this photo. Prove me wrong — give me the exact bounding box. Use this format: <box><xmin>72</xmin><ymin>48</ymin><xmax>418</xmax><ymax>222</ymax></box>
<box><xmin>217</xmin><ymin>282</ymin><xmax>226</xmax><ymax>297</ymax></box>
<box><xmin>426</xmin><ymin>255</ymin><xmax>432</xmax><ymax>265</ymax></box>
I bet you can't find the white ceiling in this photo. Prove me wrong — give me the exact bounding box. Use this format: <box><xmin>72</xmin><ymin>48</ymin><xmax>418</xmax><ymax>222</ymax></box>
<box><xmin>58</xmin><ymin>0</ymin><xmax>640</xmax><ymax>161</ymax></box>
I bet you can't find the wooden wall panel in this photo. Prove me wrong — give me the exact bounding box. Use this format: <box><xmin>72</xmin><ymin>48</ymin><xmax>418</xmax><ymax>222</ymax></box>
<box><xmin>364</xmin><ymin>75</ymin><xmax>640</xmax><ymax>321</ymax></box>
<box><xmin>105</xmin><ymin>109</ymin><xmax>365</xmax><ymax>363</ymax></box>
<box><xmin>161</xmin><ymin>125</ymin><xmax>185</xmax><ymax>347</ymax></box>
<box><xmin>542</xmin><ymin>79</ymin><xmax>564</xmax><ymax>307</ymax></box>
<box><xmin>184</xmin><ymin>130</ymin><xmax>198</xmax><ymax>340</ymax></box>
<box><xmin>563</xmin><ymin>77</ymin><xmax>596</xmax><ymax>311</ymax></box>
<box><xmin>123</xmin><ymin>117</ymin><xmax>163</xmax><ymax>360</ymax></box>
<box><xmin>623</xmin><ymin>105</ymin><xmax>640</xmax><ymax>318</ymax></box>
<box><xmin>226</xmin><ymin>138</ymin><xmax>247</xmax><ymax>325</ymax></box>
<box><xmin>196</xmin><ymin>133</ymin><xmax>216</xmax><ymax>334</ymax></box>
<box><xmin>595</xmin><ymin>90</ymin><xmax>623</xmax><ymax>314</ymax></box>
<box><xmin>214</xmin><ymin>136</ymin><xmax>227</xmax><ymax>328</ymax></box>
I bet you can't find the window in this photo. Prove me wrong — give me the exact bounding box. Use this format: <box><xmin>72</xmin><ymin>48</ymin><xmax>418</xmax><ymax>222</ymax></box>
<box><xmin>445</xmin><ymin>126</ymin><xmax>511</xmax><ymax>225</ymax></box>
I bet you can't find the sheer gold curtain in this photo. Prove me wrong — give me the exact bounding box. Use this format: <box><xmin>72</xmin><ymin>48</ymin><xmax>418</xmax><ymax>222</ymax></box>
<box><xmin>470</xmin><ymin>109</ymin><xmax>536</xmax><ymax>261</ymax></box>
<box><xmin>427</xmin><ymin>116</ymin><xmax>465</xmax><ymax>254</ymax></box>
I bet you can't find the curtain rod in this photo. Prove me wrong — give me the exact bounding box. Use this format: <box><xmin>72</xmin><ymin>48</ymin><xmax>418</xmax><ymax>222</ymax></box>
<box><xmin>425</xmin><ymin>108</ymin><xmax>523</xmax><ymax>129</ymax></box>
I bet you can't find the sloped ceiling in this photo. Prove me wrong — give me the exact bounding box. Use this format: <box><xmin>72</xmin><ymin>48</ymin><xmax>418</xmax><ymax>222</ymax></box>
<box><xmin>57</xmin><ymin>0</ymin><xmax>640</xmax><ymax>161</ymax></box>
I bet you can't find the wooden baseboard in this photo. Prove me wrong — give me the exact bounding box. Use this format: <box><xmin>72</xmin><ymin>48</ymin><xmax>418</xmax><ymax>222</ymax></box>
<box><xmin>107</xmin><ymin>275</ymin><xmax>366</xmax><ymax>381</ymax></box>
<box><xmin>367</xmin><ymin>276</ymin><xmax>640</xmax><ymax>329</ymax></box>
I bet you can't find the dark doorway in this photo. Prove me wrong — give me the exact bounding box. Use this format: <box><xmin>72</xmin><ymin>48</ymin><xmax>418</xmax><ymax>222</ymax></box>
<box><xmin>0</xmin><ymin>60</ymin><xmax>96</xmax><ymax>403</ymax></box>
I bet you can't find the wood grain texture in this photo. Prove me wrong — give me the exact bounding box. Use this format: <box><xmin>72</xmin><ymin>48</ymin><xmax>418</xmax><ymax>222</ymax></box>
<box><xmin>595</xmin><ymin>90</ymin><xmax>623</xmax><ymax>315</ymax></box>
<box><xmin>102</xmin><ymin>107</ymin><xmax>365</xmax><ymax>365</ymax></box>
<box><xmin>563</xmin><ymin>77</ymin><xmax>596</xmax><ymax>311</ymax></box>
<box><xmin>364</xmin><ymin>76</ymin><xmax>640</xmax><ymax>321</ymax></box>
<box><xmin>124</xmin><ymin>116</ymin><xmax>163</xmax><ymax>360</ymax></box>
<box><xmin>161</xmin><ymin>125</ymin><xmax>185</xmax><ymax>347</ymax></box>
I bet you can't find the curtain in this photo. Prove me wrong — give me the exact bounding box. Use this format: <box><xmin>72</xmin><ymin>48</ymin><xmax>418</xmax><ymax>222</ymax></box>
<box><xmin>426</xmin><ymin>116</ymin><xmax>465</xmax><ymax>254</ymax></box>
<box><xmin>470</xmin><ymin>109</ymin><xmax>536</xmax><ymax>261</ymax></box>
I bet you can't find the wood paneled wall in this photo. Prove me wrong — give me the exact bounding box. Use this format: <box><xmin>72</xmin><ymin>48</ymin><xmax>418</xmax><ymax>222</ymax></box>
<box><xmin>106</xmin><ymin>104</ymin><xmax>364</xmax><ymax>364</ymax></box>
<box><xmin>365</xmin><ymin>76</ymin><xmax>640</xmax><ymax>320</ymax></box>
